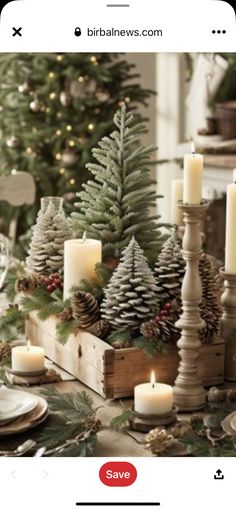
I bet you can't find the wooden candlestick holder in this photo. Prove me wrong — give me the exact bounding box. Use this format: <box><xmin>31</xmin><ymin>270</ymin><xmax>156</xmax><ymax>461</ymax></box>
<box><xmin>220</xmin><ymin>268</ymin><xmax>236</xmax><ymax>381</ymax></box>
<box><xmin>173</xmin><ymin>200</ymin><xmax>209</xmax><ymax>411</ymax></box>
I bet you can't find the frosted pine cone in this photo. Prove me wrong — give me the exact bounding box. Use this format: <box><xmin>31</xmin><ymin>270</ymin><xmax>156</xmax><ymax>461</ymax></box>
<box><xmin>101</xmin><ymin>238</ymin><xmax>158</xmax><ymax>330</ymax></box>
<box><xmin>145</xmin><ymin>428</ymin><xmax>174</xmax><ymax>455</ymax></box>
<box><xmin>154</xmin><ymin>229</ymin><xmax>185</xmax><ymax>304</ymax></box>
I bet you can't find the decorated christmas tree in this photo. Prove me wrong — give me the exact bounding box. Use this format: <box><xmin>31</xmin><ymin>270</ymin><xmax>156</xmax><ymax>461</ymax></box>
<box><xmin>0</xmin><ymin>53</ymin><xmax>152</xmax><ymax>247</ymax></box>
<box><xmin>71</xmin><ymin>106</ymin><xmax>165</xmax><ymax>266</ymax></box>
<box><xmin>101</xmin><ymin>237</ymin><xmax>159</xmax><ymax>330</ymax></box>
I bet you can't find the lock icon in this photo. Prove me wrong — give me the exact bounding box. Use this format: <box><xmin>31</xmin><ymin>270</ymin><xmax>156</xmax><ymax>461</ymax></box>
<box><xmin>74</xmin><ymin>27</ymin><xmax>82</xmax><ymax>37</ymax></box>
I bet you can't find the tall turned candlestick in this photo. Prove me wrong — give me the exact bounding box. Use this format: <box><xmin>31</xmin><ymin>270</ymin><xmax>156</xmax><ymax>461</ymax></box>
<box><xmin>219</xmin><ymin>269</ymin><xmax>236</xmax><ymax>381</ymax></box>
<box><xmin>173</xmin><ymin>199</ymin><xmax>209</xmax><ymax>411</ymax></box>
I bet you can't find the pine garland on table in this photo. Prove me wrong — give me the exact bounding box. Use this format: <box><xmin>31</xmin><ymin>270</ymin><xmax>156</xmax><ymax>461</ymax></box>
<box><xmin>26</xmin><ymin>200</ymin><xmax>71</xmax><ymax>275</ymax></box>
<box><xmin>71</xmin><ymin>106</ymin><xmax>166</xmax><ymax>267</ymax></box>
<box><xmin>101</xmin><ymin>237</ymin><xmax>159</xmax><ymax>329</ymax></box>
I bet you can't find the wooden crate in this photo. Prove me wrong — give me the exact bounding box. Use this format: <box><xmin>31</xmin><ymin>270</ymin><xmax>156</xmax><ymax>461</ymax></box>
<box><xmin>26</xmin><ymin>312</ymin><xmax>225</xmax><ymax>399</ymax></box>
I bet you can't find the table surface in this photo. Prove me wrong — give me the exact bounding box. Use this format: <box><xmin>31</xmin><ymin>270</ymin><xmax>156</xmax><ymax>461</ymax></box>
<box><xmin>0</xmin><ymin>294</ymin><xmax>235</xmax><ymax>457</ymax></box>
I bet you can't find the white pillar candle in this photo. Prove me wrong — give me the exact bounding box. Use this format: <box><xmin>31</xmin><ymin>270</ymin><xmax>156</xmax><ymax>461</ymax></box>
<box><xmin>233</xmin><ymin>168</ymin><xmax>236</xmax><ymax>183</ymax></box>
<box><xmin>225</xmin><ymin>183</ymin><xmax>236</xmax><ymax>273</ymax></box>
<box><xmin>64</xmin><ymin>235</ymin><xmax>102</xmax><ymax>300</ymax></box>
<box><xmin>170</xmin><ymin>179</ymin><xmax>184</xmax><ymax>225</ymax></box>
<box><xmin>134</xmin><ymin>372</ymin><xmax>173</xmax><ymax>415</ymax></box>
<box><xmin>183</xmin><ymin>144</ymin><xmax>203</xmax><ymax>205</ymax></box>
<box><xmin>12</xmin><ymin>342</ymin><xmax>45</xmax><ymax>373</ymax></box>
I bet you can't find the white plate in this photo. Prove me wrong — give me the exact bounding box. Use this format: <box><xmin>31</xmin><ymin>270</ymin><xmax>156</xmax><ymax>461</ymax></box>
<box><xmin>0</xmin><ymin>388</ymin><xmax>37</xmax><ymax>425</ymax></box>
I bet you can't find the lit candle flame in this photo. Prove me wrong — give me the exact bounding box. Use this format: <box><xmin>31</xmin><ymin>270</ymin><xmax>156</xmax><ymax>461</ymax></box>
<box><xmin>191</xmin><ymin>140</ymin><xmax>195</xmax><ymax>154</ymax></box>
<box><xmin>27</xmin><ymin>339</ymin><xmax>31</xmax><ymax>351</ymax></box>
<box><xmin>150</xmin><ymin>370</ymin><xmax>156</xmax><ymax>388</ymax></box>
<box><xmin>82</xmin><ymin>231</ymin><xmax>87</xmax><ymax>242</ymax></box>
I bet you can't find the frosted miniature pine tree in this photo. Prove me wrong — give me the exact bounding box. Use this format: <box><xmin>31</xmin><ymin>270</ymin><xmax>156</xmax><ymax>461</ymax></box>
<box><xmin>26</xmin><ymin>200</ymin><xmax>71</xmax><ymax>275</ymax></box>
<box><xmin>71</xmin><ymin>106</ymin><xmax>165</xmax><ymax>266</ymax></box>
<box><xmin>154</xmin><ymin>228</ymin><xmax>185</xmax><ymax>306</ymax></box>
<box><xmin>101</xmin><ymin>237</ymin><xmax>159</xmax><ymax>329</ymax></box>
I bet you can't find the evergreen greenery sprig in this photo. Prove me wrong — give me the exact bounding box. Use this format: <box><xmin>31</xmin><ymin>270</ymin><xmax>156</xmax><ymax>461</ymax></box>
<box><xmin>0</xmin><ymin>306</ymin><xmax>25</xmax><ymax>342</ymax></box>
<box><xmin>0</xmin><ymin>388</ymin><xmax>100</xmax><ymax>457</ymax></box>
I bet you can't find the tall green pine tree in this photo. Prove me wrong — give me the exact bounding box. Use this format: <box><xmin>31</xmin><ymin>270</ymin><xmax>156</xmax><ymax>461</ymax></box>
<box><xmin>71</xmin><ymin>106</ymin><xmax>165</xmax><ymax>265</ymax></box>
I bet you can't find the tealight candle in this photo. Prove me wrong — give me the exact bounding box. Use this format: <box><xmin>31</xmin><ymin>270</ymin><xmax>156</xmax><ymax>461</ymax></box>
<box><xmin>12</xmin><ymin>341</ymin><xmax>45</xmax><ymax>373</ymax></box>
<box><xmin>134</xmin><ymin>371</ymin><xmax>173</xmax><ymax>415</ymax></box>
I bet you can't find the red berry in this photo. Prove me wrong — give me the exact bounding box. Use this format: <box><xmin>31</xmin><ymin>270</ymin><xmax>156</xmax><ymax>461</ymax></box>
<box><xmin>155</xmin><ymin>315</ymin><xmax>161</xmax><ymax>321</ymax></box>
<box><xmin>164</xmin><ymin>303</ymin><xmax>172</xmax><ymax>311</ymax></box>
<box><xmin>47</xmin><ymin>283</ymin><xmax>57</xmax><ymax>292</ymax></box>
<box><xmin>160</xmin><ymin>309</ymin><xmax>168</xmax><ymax>317</ymax></box>
<box><xmin>54</xmin><ymin>278</ymin><xmax>61</xmax><ymax>286</ymax></box>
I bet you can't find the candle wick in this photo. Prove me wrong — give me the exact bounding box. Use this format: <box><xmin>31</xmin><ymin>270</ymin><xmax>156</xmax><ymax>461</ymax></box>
<box><xmin>82</xmin><ymin>231</ymin><xmax>87</xmax><ymax>242</ymax></box>
<box><xmin>152</xmin><ymin>383</ymin><xmax>155</xmax><ymax>389</ymax></box>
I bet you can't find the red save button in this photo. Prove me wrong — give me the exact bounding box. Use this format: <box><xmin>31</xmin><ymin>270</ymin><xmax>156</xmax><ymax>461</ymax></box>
<box><xmin>99</xmin><ymin>462</ymin><xmax>137</xmax><ymax>487</ymax></box>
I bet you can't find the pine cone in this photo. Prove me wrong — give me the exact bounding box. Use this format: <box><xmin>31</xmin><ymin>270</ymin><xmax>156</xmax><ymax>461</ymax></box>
<box><xmin>169</xmin><ymin>421</ymin><xmax>192</xmax><ymax>438</ymax></box>
<box><xmin>58</xmin><ymin>307</ymin><xmax>73</xmax><ymax>322</ymax></box>
<box><xmin>140</xmin><ymin>302</ymin><xmax>180</xmax><ymax>343</ymax></box>
<box><xmin>71</xmin><ymin>291</ymin><xmax>100</xmax><ymax>328</ymax></box>
<box><xmin>87</xmin><ymin>319</ymin><xmax>111</xmax><ymax>339</ymax></box>
<box><xmin>15</xmin><ymin>273</ymin><xmax>45</xmax><ymax>294</ymax></box>
<box><xmin>0</xmin><ymin>342</ymin><xmax>12</xmax><ymax>363</ymax></box>
<box><xmin>199</xmin><ymin>254</ymin><xmax>221</xmax><ymax>343</ymax></box>
<box><xmin>145</xmin><ymin>428</ymin><xmax>174</xmax><ymax>455</ymax></box>
<box><xmin>109</xmin><ymin>338</ymin><xmax>132</xmax><ymax>349</ymax></box>
<box><xmin>190</xmin><ymin>413</ymin><xmax>204</xmax><ymax>427</ymax></box>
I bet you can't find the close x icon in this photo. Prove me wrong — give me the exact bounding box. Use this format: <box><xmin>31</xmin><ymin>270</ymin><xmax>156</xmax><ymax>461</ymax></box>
<box><xmin>12</xmin><ymin>26</ymin><xmax>22</xmax><ymax>37</ymax></box>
